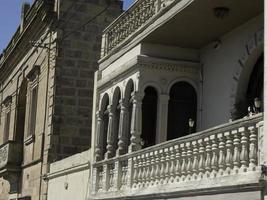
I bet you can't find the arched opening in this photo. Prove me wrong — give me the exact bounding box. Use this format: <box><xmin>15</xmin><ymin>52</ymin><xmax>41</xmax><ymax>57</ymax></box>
<box><xmin>141</xmin><ymin>87</ymin><xmax>157</xmax><ymax>148</ymax></box>
<box><xmin>246</xmin><ymin>54</ymin><xmax>263</xmax><ymax>112</ymax></box>
<box><xmin>112</xmin><ymin>87</ymin><xmax>121</xmax><ymax>156</ymax></box>
<box><xmin>167</xmin><ymin>82</ymin><xmax>197</xmax><ymax>140</ymax></box>
<box><xmin>125</xmin><ymin>80</ymin><xmax>134</xmax><ymax>149</ymax></box>
<box><xmin>15</xmin><ymin>80</ymin><xmax>28</xmax><ymax>142</ymax></box>
<box><xmin>234</xmin><ymin>54</ymin><xmax>264</xmax><ymax>118</ymax></box>
<box><xmin>101</xmin><ymin>94</ymin><xmax>109</xmax><ymax>159</ymax></box>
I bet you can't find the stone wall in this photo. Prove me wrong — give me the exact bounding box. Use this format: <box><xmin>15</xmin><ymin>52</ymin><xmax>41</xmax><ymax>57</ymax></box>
<box><xmin>49</xmin><ymin>0</ymin><xmax>122</xmax><ymax>161</ymax></box>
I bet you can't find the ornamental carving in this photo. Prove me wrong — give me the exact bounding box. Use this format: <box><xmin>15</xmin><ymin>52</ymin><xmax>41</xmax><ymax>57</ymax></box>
<box><xmin>0</xmin><ymin>145</ymin><xmax>8</xmax><ymax>169</ymax></box>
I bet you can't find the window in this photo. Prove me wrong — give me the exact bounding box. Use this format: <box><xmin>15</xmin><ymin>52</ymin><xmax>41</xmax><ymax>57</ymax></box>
<box><xmin>2</xmin><ymin>95</ymin><xmax>12</xmax><ymax>143</ymax></box>
<box><xmin>3</xmin><ymin>110</ymin><xmax>11</xmax><ymax>143</ymax></box>
<box><xmin>28</xmin><ymin>87</ymin><xmax>38</xmax><ymax>137</ymax></box>
<box><xmin>25</xmin><ymin>65</ymin><xmax>40</xmax><ymax>139</ymax></box>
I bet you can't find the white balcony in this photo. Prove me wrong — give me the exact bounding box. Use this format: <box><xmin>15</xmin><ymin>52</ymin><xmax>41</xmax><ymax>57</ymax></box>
<box><xmin>91</xmin><ymin>114</ymin><xmax>263</xmax><ymax>199</ymax></box>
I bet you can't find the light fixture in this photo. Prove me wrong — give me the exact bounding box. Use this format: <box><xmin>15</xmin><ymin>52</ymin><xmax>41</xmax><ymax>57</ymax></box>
<box><xmin>188</xmin><ymin>118</ymin><xmax>195</xmax><ymax>134</ymax></box>
<box><xmin>254</xmin><ymin>97</ymin><xmax>261</xmax><ymax>113</ymax></box>
<box><xmin>214</xmin><ymin>7</ymin><xmax>230</xmax><ymax>19</ymax></box>
<box><xmin>189</xmin><ymin>118</ymin><xmax>194</xmax><ymax>128</ymax></box>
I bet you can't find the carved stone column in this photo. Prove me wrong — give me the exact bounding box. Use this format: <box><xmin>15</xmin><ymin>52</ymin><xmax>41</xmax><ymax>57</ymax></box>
<box><xmin>157</xmin><ymin>94</ymin><xmax>169</xmax><ymax>143</ymax></box>
<box><xmin>129</xmin><ymin>92</ymin><xmax>143</xmax><ymax>153</ymax></box>
<box><xmin>95</xmin><ymin>111</ymin><xmax>104</xmax><ymax>161</ymax></box>
<box><xmin>105</xmin><ymin>105</ymin><xmax>115</xmax><ymax>159</ymax></box>
<box><xmin>117</xmin><ymin>99</ymin><xmax>128</xmax><ymax>156</ymax></box>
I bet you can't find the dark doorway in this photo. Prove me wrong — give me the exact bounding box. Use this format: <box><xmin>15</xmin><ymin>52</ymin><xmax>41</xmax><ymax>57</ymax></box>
<box><xmin>141</xmin><ymin>87</ymin><xmax>158</xmax><ymax>148</ymax></box>
<box><xmin>113</xmin><ymin>88</ymin><xmax>121</xmax><ymax>156</ymax></box>
<box><xmin>167</xmin><ymin>82</ymin><xmax>197</xmax><ymax>140</ymax></box>
<box><xmin>101</xmin><ymin>94</ymin><xmax>109</xmax><ymax>159</ymax></box>
<box><xmin>15</xmin><ymin>80</ymin><xmax>27</xmax><ymax>143</ymax></box>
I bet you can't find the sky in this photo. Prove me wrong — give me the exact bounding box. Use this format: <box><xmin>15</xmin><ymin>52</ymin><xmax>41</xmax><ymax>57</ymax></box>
<box><xmin>0</xmin><ymin>0</ymin><xmax>135</xmax><ymax>52</ymax></box>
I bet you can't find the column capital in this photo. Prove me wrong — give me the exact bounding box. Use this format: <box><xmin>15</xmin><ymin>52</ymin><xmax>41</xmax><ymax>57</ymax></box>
<box><xmin>131</xmin><ymin>91</ymin><xmax>143</xmax><ymax>102</ymax></box>
<box><xmin>119</xmin><ymin>99</ymin><xmax>127</xmax><ymax>110</ymax></box>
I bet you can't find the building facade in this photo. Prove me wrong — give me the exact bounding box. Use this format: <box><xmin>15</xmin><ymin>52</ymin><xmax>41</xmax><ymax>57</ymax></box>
<box><xmin>90</xmin><ymin>0</ymin><xmax>266</xmax><ymax>199</ymax></box>
<box><xmin>0</xmin><ymin>0</ymin><xmax>122</xmax><ymax>199</ymax></box>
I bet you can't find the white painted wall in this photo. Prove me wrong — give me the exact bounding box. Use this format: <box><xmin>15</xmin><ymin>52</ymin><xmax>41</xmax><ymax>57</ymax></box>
<box><xmin>47</xmin><ymin>150</ymin><xmax>91</xmax><ymax>200</ymax></box>
<box><xmin>200</xmin><ymin>14</ymin><xmax>263</xmax><ymax>129</ymax></box>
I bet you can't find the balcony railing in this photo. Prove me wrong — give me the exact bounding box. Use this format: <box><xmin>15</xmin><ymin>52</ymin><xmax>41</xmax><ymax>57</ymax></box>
<box><xmin>0</xmin><ymin>141</ymin><xmax>23</xmax><ymax>173</ymax></box>
<box><xmin>101</xmin><ymin>0</ymin><xmax>181</xmax><ymax>58</ymax></box>
<box><xmin>92</xmin><ymin>114</ymin><xmax>263</xmax><ymax>198</ymax></box>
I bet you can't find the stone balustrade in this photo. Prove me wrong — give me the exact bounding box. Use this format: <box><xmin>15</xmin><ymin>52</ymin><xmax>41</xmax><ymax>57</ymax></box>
<box><xmin>101</xmin><ymin>0</ymin><xmax>179</xmax><ymax>58</ymax></box>
<box><xmin>0</xmin><ymin>141</ymin><xmax>23</xmax><ymax>173</ymax></box>
<box><xmin>92</xmin><ymin>114</ymin><xmax>263</xmax><ymax>198</ymax></box>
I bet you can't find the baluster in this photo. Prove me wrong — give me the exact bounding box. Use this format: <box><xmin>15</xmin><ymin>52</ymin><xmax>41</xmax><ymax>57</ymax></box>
<box><xmin>133</xmin><ymin>157</ymin><xmax>138</xmax><ymax>188</ymax></box>
<box><xmin>192</xmin><ymin>141</ymin><xmax>199</xmax><ymax>180</ymax></box>
<box><xmin>224</xmin><ymin>132</ymin><xmax>233</xmax><ymax>174</ymax></box>
<box><xmin>120</xmin><ymin>162</ymin><xmax>125</xmax><ymax>188</ymax></box>
<box><xmin>169</xmin><ymin>147</ymin><xmax>175</xmax><ymax>183</ymax></box>
<box><xmin>137</xmin><ymin>156</ymin><xmax>143</xmax><ymax>187</ymax></box>
<box><xmin>127</xmin><ymin>157</ymin><xmax>133</xmax><ymax>188</ymax></box>
<box><xmin>218</xmin><ymin>133</ymin><xmax>226</xmax><ymax>175</ymax></box>
<box><xmin>159</xmin><ymin>149</ymin><xmax>166</xmax><ymax>184</ymax></box>
<box><xmin>248</xmin><ymin>126</ymin><xmax>257</xmax><ymax>170</ymax></box>
<box><xmin>240</xmin><ymin>127</ymin><xmax>249</xmax><ymax>172</ymax></box>
<box><xmin>97</xmin><ymin>166</ymin><xmax>104</xmax><ymax>191</ymax></box>
<box><xmin>180</xmin><ymin>143</ymin><xmax>187</xmax><ymax>181</ymax></box>
<box><xmin>92</xmin><ymin>167</ymin><xmax>99</xmax><ymax>193</ymax></box>
<box><xmin>198</xmin><ymin>139</ymin><xmax>204</xmax><ymax>179</ymax></box>
<box><xmin>210</xmin><ymin>135</ymin><xmax>218</xmax><ymax>177</ymax></box>
<box><xmin>154</xmin><ymin>150</ymin><xmax>160</xmax><ymax>185</ymax></box>
<box><xmin>114</xmin><ymin>160</ymin><xmax>121</xmax><ymax>191</ymax></box>
<box><xmin>186</xmin><ymin>142</ymin><xmax>193</xmax><ymax>180</ymax></box>
<box><xmin>150</xmin><ymin>152</ymin><xmax>155</xmax><ymax>186</ymax></box>
<box><xmin>232</xmin><ymin>129</ymin><xmax>241</xmax><ymax>173</ymax></box>
<box><xmin>145</xmin><ymin>153</ymin><xmax>151</xmax><ymax>186</ymax></box>
<box><xmin>164</xmin><ymin>148</ymin><xmax>170</xmax><ymax>183</ymax></box>
<box><xmin>124</xmin><ymin>163</ymin><xmax>129</xmax><ymax>187</ymax></box>
<box><xmin>204</xmin><ymin>137</ymin><xmax>211</xmax><ymax>177</ymax></box>
<box><xmin>109</xmin><ymin>164</ymin><xmax>114</xmax><ymax>191</ymax></box>
<box><xmin>174</xmin><ymin>145</ymin><xmax>181</xmax><ymax>182</ymax></box>
<box><xmin>141</xmin><ymin>154</ymin><xmax>147</xmax><ymax>187</ymax></box>
<box><xmin>102</xmin><ymin>164</ymin><xmax>109</xmax><ymax>191</ymax></box>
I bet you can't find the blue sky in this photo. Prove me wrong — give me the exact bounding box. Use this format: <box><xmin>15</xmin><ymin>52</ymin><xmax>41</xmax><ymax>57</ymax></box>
<box><xmin>0</xmin><ymin>0</ymin><xmax>134</xmax><ymax>52</ymax></box>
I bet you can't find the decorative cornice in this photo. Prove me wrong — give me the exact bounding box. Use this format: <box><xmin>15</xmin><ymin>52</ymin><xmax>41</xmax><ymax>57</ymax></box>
<box><xmin>0</xmin><ymin>0</ymin><xmax>55</xmax><ymax>79</ymax></box>
<box><xmin>98</xmin><ymin>55</ymin><xmax>200</xmax><ymax>90</ymax></box>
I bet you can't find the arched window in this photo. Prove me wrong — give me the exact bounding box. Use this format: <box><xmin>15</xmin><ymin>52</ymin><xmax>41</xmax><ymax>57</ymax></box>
<box><xmin>246</xmin><ymin>54</ymin><xmax>263</xmax><ymax>112</ymax></box>
<box><xmin>167</xmin><ymin>82</ymin><xmax>197</xmax><ymax>140</ymax></box>
<box><xmin>141</xmin><ymin>87</ymin><xmax>157</xmax><ymax>148</ymax></box>
<box><xmin>112</xmin><ymin>87</ymin><xmax>121</xmax><ymax>155</ymax></box>
<box><xmin>234</xmin><ymin>54</ymin><xmax>264</xmax><ymax>118</ymax></box>
<box><xmin>15</xmin><ymin>79</ymin><xmax>28</xmax><ymax>142</ymax></box>
<box><xmin>125</xmin><ymin>80</ymin><xmax>134</xmax><ymax>149</ymax></box>
<box><xmin>101</xmin><ymin>94</ymin><xmax>109</xmax><ymax>159</ymax></box>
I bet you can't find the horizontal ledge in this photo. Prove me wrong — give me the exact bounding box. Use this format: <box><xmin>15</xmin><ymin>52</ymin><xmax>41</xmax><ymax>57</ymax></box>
<box><xmin>45</xmin><ymin>162</ymin><xmax>90</xmax><ymax>180</ymax></box>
